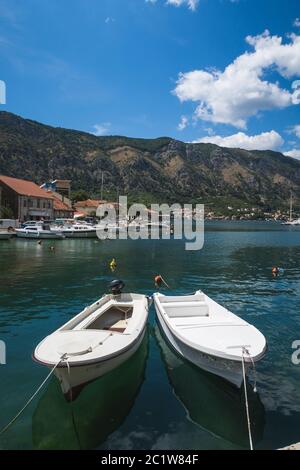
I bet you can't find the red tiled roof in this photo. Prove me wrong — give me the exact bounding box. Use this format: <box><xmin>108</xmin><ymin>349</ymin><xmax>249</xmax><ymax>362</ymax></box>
<box><xmin>75</xmin><ymin>199</ymin><xmax>107</xmax><ymax>208</ymax></box>
<box><xmin>0</xmin><ymin>175</ymin><xmax>53</xmax><ymax>199</ymax></box>
<box><xmin>46</xmin><ymin>191</ymin><xmax>74</xmax><ymax>212</ymax></box>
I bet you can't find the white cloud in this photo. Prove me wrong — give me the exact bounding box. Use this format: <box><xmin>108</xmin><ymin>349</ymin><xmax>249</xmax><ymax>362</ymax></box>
<box><xmin>194</xmin><ymin>130</ymin><xmax>284</xmax><ymax>151</ymax></box>
<box><xmin>173</xmin><ymin>30</ymin><xmax>300</xmax><ymax>128</ymax></box>
<box><xmin>284</xmin><ymin>149</ymin><xmax>300</xmax><ymax>159</ymax></box>
<box><xmin>294</xmin><ymin>18</ymin><xmax>300</xmax><ymax>28</ymax></box>
<box><xmin>105</xmin><ymin>17</ymin><xmax>115</xmax><ymax>24</ymax></box>
<box><xmin>291</xmin><ymin>124</ymin><xmax>300</xmax><ymax>138</ymax></box>
<box><xmin>166</xmin><ymin>0</ymin><xmax>199</xmax><ymax>10</ymax></box>
<box><xmin>145</xmin><ymin>0</ymin><xmax>199</xmax><ymax>10</ymax></box>
<box><xmin>92</xmin><ymin>122</ymin><xmax>111</xmax><ymax>136</ymax></box>
<box><xmin>177</xmin><ymin>115</ymin><xmax>188</xmax><ymax>130</ymax></box>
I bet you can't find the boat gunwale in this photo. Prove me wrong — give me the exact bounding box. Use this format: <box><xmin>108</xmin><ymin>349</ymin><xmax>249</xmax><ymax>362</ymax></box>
<box><xmin>33</xmin><ymin>293</ymin><xmax>149</xmax><ymax>368</ymax></box>
<box><xmin>32</xmin><ymin>328</ymin><xmax>146</xmax><ymax>368</ymax></box>
<box><xmin>153</xmin><ymin>293</ymin><xmax>267</xmax><ymax>363</ymax></box>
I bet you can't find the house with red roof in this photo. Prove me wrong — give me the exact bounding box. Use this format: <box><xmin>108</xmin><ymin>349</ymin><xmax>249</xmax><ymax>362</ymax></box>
<box><xmin>74</xmin><ymin>199</ymin><xmax>108</xmax><ymax>216</ymax></box>
<box><xmin>0</xmin><ymin>175</ymin><xmax>54</xmax><ymax>222</ymax></box>
<box><xmin>46</xmin><ymin>191</ymin><xmax>74</xmax><ymax>219</ymax></box>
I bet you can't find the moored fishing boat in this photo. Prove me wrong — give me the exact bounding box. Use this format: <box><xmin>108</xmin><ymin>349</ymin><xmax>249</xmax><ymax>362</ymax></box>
<box><xmin>33</xmin><ymin>281</ymin><xmax>149</xmax><ymax>399</ymax></box>
<box><xmin>15</xmin><ymin>223</ymin><xmax>64</xmax><ymax>239</ymax></box>
<box><xmin>50</xmin><ymin>222</ymin><xmax>97</xmax><ymax>238</ymax></box>
<box><xmin>153</xmin><ymin>291</ymin><xmax>267</xmax><ymax>387</ymax></box>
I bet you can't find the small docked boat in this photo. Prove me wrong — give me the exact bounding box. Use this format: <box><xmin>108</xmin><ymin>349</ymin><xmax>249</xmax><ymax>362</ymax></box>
<box><xmin>50</xmin><ymin>223</ymin><xmax>97</xmax><ymax>238</ymax></box>
<box><xmin>153</xmin><ymin>291</ymin><xmax>267</xmax><ymax>387</ymax></box>
<box><xmin>33</xmin><ymin>282</ymin><xmax>149</xmax><ymax>398</ymax></box>
<box><xmin>15</xmin><ymin>224</ymin><xmax>64</xmax><ymax>239</ymax></box>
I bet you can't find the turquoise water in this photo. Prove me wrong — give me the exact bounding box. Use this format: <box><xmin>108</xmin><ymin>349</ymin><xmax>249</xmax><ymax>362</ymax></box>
<box><xmin>0</xmin><ymin>221</ymin><xmax>300</xmax><ymax>450</ymax></box>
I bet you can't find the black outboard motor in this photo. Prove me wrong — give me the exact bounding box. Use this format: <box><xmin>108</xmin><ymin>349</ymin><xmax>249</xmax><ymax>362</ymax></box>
<box><xmin>109</xmin><ymin>279</ymin><xmax>125</xmax><ymax>295</ymax></box>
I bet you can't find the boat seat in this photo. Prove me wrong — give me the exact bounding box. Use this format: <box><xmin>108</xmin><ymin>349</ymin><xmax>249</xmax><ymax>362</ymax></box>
<box><xmin>163</xmin><ymin>302</ymin><xmax>209</xmax><ymax>318</ymax></box>
<box><xmin>161</xmin><ymin>294</ymin><xmax>205</xmax><ymax>303</ymax></box>
<box><xmin>107</xmin><ymin>319</ymin><xmax>128</xmax><ymax>333</ymax></box>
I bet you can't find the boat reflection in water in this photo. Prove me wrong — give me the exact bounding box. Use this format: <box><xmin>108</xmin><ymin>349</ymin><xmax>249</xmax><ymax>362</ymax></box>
<box><xmin>32</xmin><ymin>332</ymin><xmax>148</xmax><ymax>450</ymax></box>
<box><xmin>154</xmin><ymin>326</ymin><xmax>265</xmax><ymax>448</ymax></box>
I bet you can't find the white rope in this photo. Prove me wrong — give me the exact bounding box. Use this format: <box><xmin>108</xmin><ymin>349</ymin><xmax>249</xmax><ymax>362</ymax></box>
<box><xmin>243</xmin><ymin>347</ymin><xmax>258</xmax><ymax>393</ymax></box>
<box><xmin>0</xmin><ymin>355</ymin><xmax>66</xmax><ymax>437</ymax></box>
<box><xmin>242</xmin><ymin>348</ymin><xmax>254</xmax><ymax>451</ymax></box>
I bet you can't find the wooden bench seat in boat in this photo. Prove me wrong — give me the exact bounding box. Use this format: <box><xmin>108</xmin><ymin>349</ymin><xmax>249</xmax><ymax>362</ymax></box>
<box><xmin>162</xmin><ymin>301</ymin><xmax>209</xmax><ymax>318</ymax></box>
<box><xmin>107</xmin><ymin>319</ymin><xmax>129</xmax><ymax>333</ymax></box>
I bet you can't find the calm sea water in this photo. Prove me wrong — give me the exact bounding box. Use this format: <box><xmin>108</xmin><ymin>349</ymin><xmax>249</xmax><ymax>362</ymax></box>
<box><xmin>0</xmin><ymin>221</ymin><xmax>300</xmax><ymax>450</ymax></box>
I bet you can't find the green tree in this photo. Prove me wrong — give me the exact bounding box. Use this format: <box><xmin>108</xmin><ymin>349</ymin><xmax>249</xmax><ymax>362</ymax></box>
<box><xmin>70</xmin><ymin>190</ymin><xmax>90</xmax><ymax>202</ymax></box>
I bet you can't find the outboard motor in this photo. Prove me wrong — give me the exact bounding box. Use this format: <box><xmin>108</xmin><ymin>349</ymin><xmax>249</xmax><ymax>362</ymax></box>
<box><xmin>109</xmin><ymin>279</ymin><xmax>125</xmax><ymax>296</ymax></box>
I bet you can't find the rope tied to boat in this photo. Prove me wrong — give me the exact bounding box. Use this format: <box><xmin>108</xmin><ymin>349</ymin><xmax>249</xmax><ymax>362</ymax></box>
<box><xmin>243</xmin><ymin>347</ymin><xmax>258</xmax><ymax>393</ymax></box>
<box><xmin>0</xmin><ymin>353</ymin><xmax>68</xmax><ymax>437</ymax></box>
<box><xmin>241</xmin><ymin>347</ymin><xmax>254</xmax><ymax>451</ymax></box>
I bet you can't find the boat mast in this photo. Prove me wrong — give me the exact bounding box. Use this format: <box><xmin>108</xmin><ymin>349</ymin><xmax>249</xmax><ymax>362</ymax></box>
<box><xmin>290</xmin><ymin>191</ymin><xmax>293</xmax><ymax>222</ymax></box>
<box><xmin>100</xmin><ymin>171</ymin><xmax>104</xmax><ymax>201</ymax></box>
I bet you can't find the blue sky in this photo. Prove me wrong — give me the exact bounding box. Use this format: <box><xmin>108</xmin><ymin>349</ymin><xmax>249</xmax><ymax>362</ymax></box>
<box><xmin>0</xmin><ymin>0</ymin><xmax>300</xmax><ymax>157</ymax></box>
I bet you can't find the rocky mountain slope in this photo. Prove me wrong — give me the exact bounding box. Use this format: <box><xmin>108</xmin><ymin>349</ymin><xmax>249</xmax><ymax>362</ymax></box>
<box><xmin>0</xmin><ymin>111</ymin><xmax>299</xmax><ymax>210</ymax></box>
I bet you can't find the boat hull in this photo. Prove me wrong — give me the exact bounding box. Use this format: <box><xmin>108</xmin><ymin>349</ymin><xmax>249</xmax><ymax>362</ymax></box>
<box><xmin>56</xmin><ymin>230</ymin><xmax>97</xmax><ymax>239</ymax></box>
<box><xmin>52</xmin><ymin>329</ymin><xmax>146</xmax><ymax>397</ymax></box>
<box><xmin>155</xmin><ymin>307</ymin><xmax>247</xmax><ymax>388</ymax></box>
<box><xmin>16</xmin><ymin>230</ymin><xmax>64</xmax><ymax>239</ymax></box>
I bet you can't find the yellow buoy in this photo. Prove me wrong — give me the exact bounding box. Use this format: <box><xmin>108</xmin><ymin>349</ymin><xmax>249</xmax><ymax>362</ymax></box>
<box><xmin>109</xmin><ymin>258</ymin><xmax>117</xmax><ymax>271</ymax></box>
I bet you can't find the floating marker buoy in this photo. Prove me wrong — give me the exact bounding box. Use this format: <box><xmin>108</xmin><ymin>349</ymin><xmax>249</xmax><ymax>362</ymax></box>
<box><xmin>154</xmin><ymin>275</ymin><xmax>162</xmax><ymax>288</ymax></box>
<box><xmin>110</xmin><ymin>258</ymin><xmax>117</xmax><ymax>272</ymax></box>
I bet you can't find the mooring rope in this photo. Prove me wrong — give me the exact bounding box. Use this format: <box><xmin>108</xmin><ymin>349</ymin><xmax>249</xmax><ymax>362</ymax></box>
<box><xmin>0</xmin><ymin>354</ymin><xmax>67</xmax><ymax>437</ymax></box>
<box><xmin>242</xmin><ymin>347</ymin><xmax>254</xmax><ymax>451</ymax></box>
<box><xmin>160</xmin><ymin>275</ymin><xmax>171</xmax><ymax>289</ymax></box>
<box><xmin>243</xmin><ymin>347</ymin><xmax>258</xmax><ymax>393</ymax></box>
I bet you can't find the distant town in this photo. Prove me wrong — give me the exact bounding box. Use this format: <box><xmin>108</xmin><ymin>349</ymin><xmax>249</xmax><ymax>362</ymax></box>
<box><xmin>0</xmin><ymin>174</ymin><xmax>296</xmax><ymax>224</ymax></box>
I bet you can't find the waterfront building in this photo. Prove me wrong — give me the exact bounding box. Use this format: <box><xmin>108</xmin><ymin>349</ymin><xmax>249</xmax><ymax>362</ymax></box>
<box><xmin>0</xmin><ymin>175</ymin><xmax>54</xmax><ymax>222</ymax></box>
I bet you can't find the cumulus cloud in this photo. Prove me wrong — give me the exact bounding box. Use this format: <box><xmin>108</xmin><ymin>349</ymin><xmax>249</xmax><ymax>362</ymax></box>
<box><xmin>173</xmin><ymin>30</ymin><xmax>300</xmax><ymax>128</ymax></box>
<box><xmin>146</xmin><ymin>0</ymin><xmax>199</xmax><ymax>10</ymax></box>
<box><xmin>284</xmin><ymin>149</ymin><xmax>300</xmax><ymax>159</ymax></box>
<box><xmin>294</xmin><ymin>18</ymin><xmax>300</xmax><ymax>28</ymax></box>
<box><xmin>291</xmin><ymin>124</ymin><xmax>300</xmax><ymax>138</ymax></box>
<box><xmin>92</xmin><ymin>122</ymin><xmax>111</xmax><ymax>136</ymax></box>
<box><xmin>105</xmin><ymin>17</ymin><xmax>115</xmax><ymax>24</ymax></box>
<box><xmin>177</xmin><ymin>115</ymin><xmax>189</xmax><ymax>130</ymax></box>
<box><xmin>194</xmin><ymin>130</ymin><xmax>284</xmax><ymax>151</ymax></box>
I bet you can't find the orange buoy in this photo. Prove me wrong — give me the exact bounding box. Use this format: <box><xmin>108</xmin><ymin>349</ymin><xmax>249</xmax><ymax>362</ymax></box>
<box><xmin>272</xmin><ymin>267</ymin><xmax>279</xmax><ymax>276</ymax></box>
<box><xmin>154</xmin><ymin>275</ymin><xmax>163</xmax><ymax>288</ymax></box>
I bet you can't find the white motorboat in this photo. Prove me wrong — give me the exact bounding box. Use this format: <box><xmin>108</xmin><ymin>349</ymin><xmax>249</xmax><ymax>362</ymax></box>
<box><xmin>153</xmin><ymin>291</ymin><xmax>267</xmax><ymax>387</ymax></box>
<box><xmin>50</xmin><ymin>222</ymin><xmax>97</xmax><ymax>238</ymax></box>
<box><xmin>282</xmin><ymin>218</ymin><xmax>300</xmax><ymax>226</ymax></box>
<box><xmin>15</xmin><ymin>224</ymin><xmax>64</xmax><ymax>239</ymax></box>
<box><xmin>33</xmin><ymin>282</ymin><xmax>149</xmax><ymax>398</ymax></box>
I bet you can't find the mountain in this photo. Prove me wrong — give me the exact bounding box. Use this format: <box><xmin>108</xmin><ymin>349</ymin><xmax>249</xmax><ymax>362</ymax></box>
<box><xmin>0</xmin><ymin>111</ymin><xmax>299</xmax><ymax>212</ymax></box>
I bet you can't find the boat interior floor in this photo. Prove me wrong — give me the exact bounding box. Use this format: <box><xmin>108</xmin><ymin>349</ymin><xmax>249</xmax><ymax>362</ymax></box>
<box><xmin>86</xmin><ymin>306</ymin><xmax>133</xmax><ymax>334</ymax></box>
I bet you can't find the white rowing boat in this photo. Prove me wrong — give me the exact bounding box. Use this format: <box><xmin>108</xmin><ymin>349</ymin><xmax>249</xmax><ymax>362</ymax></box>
<box><xmin>153</xmin><ymin>291</ymin><xmax>267</xmax><ymax>387</ymax></box>
<box><xmin>34</xmin><ymin>285</ymin><xmax>149</xmax><ymax>399</ymax></box>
